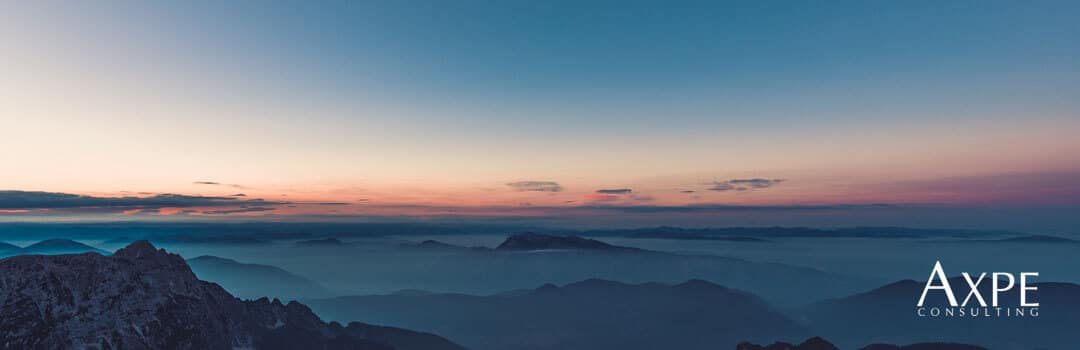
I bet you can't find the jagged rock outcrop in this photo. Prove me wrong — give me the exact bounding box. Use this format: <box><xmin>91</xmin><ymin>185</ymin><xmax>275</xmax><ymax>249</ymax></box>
<box><xmin>0</xmin><ymin>240</ymin><xmax>463</xmax><ymax>350</ymax></box>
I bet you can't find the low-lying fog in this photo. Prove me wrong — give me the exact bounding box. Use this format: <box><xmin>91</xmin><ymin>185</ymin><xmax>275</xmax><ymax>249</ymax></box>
<box><xmin>5</xmin><ymin>224</ymin><xmax>1078</xmax><ymax>349</ymax></box>
<box><xmin>72</xmin><ymin>233</ymin><xmax>1080</xmax><ymax>302</ymax></box>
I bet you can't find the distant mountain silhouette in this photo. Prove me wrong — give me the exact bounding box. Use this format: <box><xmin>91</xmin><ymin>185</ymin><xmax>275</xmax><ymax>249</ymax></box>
<box><xmin>187</xmin><ymin>255</ymin><xmax>332</xmax><ymax>300</ymax></box>
<box><xmin>981</xmin><ymin>235</ymin><xmax>1079</xmax><ymax>244</ymax></box>
<box><xmin>306</xmin><ymin>278</ymin><xmax>809</xmax><ymax>350</ymax></box>
<box><xmin>102</xmin><ymin>236</ymin><xmax>134</xmax><ymax>245</ymax></box>
<box><xmin>296</xmin><ymin>238</ymin><xmax>347</xmax><ymax>246</ymax></box>
<box><xmin>397</xmin><ymin>238</ymin><xmax>494</xmax><ymax>252</ymax></box>
<box><xmin>860</xmin><ymin>343</ymin><xmax>987</xmax><ymax>350</ymax></box>
<box><xmin>930</xmin><ymin>234</ymin><xmax>1080</xmax><ymax>245</ymax></box>
<box><xmin>737</xmin><ymin>337</ymin><xmax>986</xmax><ymax>350</ymax></box>
<box><xmin>19</xmin><ymin>239</ymin><xmax>108</xmax><ymax>255</ymax></box>
<box><xmin>0</xmin><ymin>221</ymin><xmax>540</xmax><ymax>242</ymax></box>
<box><xmin>408</xmin><ymin>240</ymin><xmax>459</xmax><ymax>249</ymax></box>
<box><xmin>355</xmin><ymin>233</ymin><xmax>871</xmax><ymax>305</ymax></box>
<box><xmin>0</xmin><ymin>222</ymin><xmax>1027</xmax><ymax>242</ymax></box>
<box><xmin>342</xmin><ymin>323</ymin><xmax>466</xmax><ymax>350</ymax></box>
<box><xmin>0</xmin><ymin>242</ymin><xmax>20</xmax><ymax>253</ymax></box>
<box><xmin>496</xmin><ymin>233</ymin><xmax>645</xmax><ymax>252</ymax></box>
<box><xmin>582</xmin><ymin>226</ymin><xmax>1022</xmax><ymax>239</ymax></box>
<box><xmin>151</xmin><ymin>234</ymin><xmax>270</xmax><ymax>245</ymax></box>
<box><xmin>0</xmin><ymin>241</ymin><xmax>464</xmax><ymax>350</ymax></box>
<box><xmin>389</xmin><ymin>289</ymin><xmax>437</xmax><ymax>296</ymax></box>
<box><xmin>737</xmin><ymin>337</ymin><xmax>839</xmax><ymax>350</ymax></box>
<box><xmin>628</xmin><ymin>231</ymin><xmax>772</xmax><ymax>242</ymax></box>
<box><xmin>107</xmin><ymin>234</ymin><xmax>271</xmax><ymax>246</ymax></box>
<box><xmin>796</xmin><ymin>277</ymin><xmax>1080</xmax><ymax>349</ymax></box>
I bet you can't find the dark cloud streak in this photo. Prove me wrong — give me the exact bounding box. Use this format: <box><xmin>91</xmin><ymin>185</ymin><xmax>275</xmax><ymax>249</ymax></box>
<box><xmin>709</xmin><ymin>178</ymin><xmax>784</xmax><ymax>192</ymax></box>
<box><xmin>728</xmin><ymin>178</ymin><xmax>784</xmax><ymax>188</ymax></box>
<box><xmin>579</xmin><ymin>203</ymin><xmax>893</xmax><ymax>213</ymax></box>
<box><xmin>193</xmin><ymin>181</ymin><xmax>249</xmax><ymax>189</ymax></box>
<box><xmin>0</xmin><ymin>190</ymin><xmax>285</xmax><ymax>210</ymax></box>
<box><xmin>506</xmin><ymin>181</ymin><xmax>563</xmax><ymax>192</ymax></box>
<box><xmin>201</xmin><ymin>207</ymin><xmax>277</xmax><ymax>215</ymax></box>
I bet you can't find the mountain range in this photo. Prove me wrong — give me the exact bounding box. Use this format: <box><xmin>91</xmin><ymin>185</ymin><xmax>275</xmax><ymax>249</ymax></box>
<box><xmin>795</xmin><ymin>277</ymin><xmax>1080</xmax><ymax>349</ymax></box>
<box><xmin>0</xmin><ymin>241</ymin><xmax>464</xmax><ymax>350</ymax></box>
<box><xmin>186</xmin><ymin>255</ymin><xmax>333</xmax><ymax>300</ymax></box>
<box><xmin>494</xmin><ymin>233</ymin><xmax>646</xmax><ymax>252</ymax></box>
<box><xmin>428</xmin><ymin>233</ymin><xmax>873</xmax><ymax>305</ymax></box>
<box><xmin>0</xmin><ymin>235</ymin><xmax>1065</xmax><ymax>349</ymax></box>
<box><xmin>580</xmin><ymin>226</ymin><xmax>1024</xmax><ymax>239</ymax></box>
<box><xmin>0</xmin><ymin>239</ymin><xmax>107</xmax><ymax>257</ymax></box>
<box><xmin>306</xmin><ymin>278</ymin><xmax>809</xmax><ymax>350</ymax></box>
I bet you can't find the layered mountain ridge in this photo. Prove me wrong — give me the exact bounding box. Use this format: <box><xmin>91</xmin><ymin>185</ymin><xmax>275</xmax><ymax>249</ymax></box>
<box><xmin>0</xmin><ymin>241</ymin><xmax>463</xmax><ymax>350</ymax></box>
<box><xmin>306</xmin><ymin>277</ymin><xmax>807</xmax><ymax>350</ymax></box>
<box><xmin>0</xmin><ymin>238</ymin><xmax>107</xmax><ymax>256</ymax></box>
<box><xmin>186</xmin><ymin>255</ymin><xmax>332</xmax><ymax>300</ymax></box>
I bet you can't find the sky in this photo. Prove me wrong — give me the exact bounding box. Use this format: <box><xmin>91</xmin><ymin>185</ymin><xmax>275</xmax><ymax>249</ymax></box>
<box><xmin>1</xmin><ymin>1</ymin><xmax>1079</xmax><ymax>228</ymax></box>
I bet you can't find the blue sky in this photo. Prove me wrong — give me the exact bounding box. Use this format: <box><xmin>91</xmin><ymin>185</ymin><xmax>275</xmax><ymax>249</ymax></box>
<box><xmin>1</xmin><ymin>1</ymin><xmax>1078</xmax><ymax>226</ymax></box>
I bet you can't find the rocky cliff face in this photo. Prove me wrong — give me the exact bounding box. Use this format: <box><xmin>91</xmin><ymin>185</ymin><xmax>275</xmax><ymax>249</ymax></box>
<box><xmin>0</xmin><ymin>241</ymin><xmax>462</xmax><ymax>350</ymax></box>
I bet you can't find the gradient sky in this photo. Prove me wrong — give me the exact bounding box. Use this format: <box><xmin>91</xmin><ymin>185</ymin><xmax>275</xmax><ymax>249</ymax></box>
<box><xmin>2</xmin><ymin>1</ymin><xmax>1079</xmax><ymax>226</ymax></box>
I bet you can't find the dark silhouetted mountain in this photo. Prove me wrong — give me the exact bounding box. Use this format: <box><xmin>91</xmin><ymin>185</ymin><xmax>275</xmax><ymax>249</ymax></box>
<box><xmin>796</xmin><ymin>277</ymin><xmax>1080</xmax><ymax>349</ymax></box>
<box><xmin>983</xmin><ymin>235</ymin><xmax>1079</xmax><ymax>244</ymax></box>
<box><xmin>0</xmin><ymin>241</ymin><xmax>463</xmax><ymax>350</ymax></box>
<box><xmin>860</xmin><ymin>343</ymin><xmax>987</xmax><ymax>350</ymax></box>
<box><xmin>0</xmin><ymin>222</ymin><xmax>1025</xmax><ymax>242</ymax></box>
<box><xmin>296</xmin><ymin>238</ymin><xmax>347</xmax><ymax>246</ymax></box>
<box><xmin>306</xmin><ymin>278</ymin><xmax>809</xmax><ymax>350</ymax></box>
<box><xmin>0</xmin><ymin>222</ymin><xmax>534</xmax><ymax>242</ymax></box>
<box><xmin>582</xmin><ymin>226</ymin><xmax>1021</xmax><ymax>239</ymax></box>
<box><xmin>489</xmin><ymin>234</ymin><xmax>869</xmax><ymax>304</ymax></box>
<box><xmin>737</xmin><ymin>337</ymin><xmax>986</xmax><ymax>350</ymax></box>
<box><xmin>351</xmin><ymin>233</ymin><xmax>869</xmax><ymax>305</ymax></box>
<box><xmin>389</xmin><ymin>289</ymin><xmax>437</xmax><ymax>296</ymax></box>
<box><xmin>628</xmin><ymin>231</ymin><xmax>772</xmax><ymax>242</ymax></box>
<box><xmin>105</xmin><ymin>235</ymin><xmax>271</xmax><ymax>247</ymax></box>
<box><xmin>411</xmin><ymin>240</ymin><xmax>458</xmax><ymax>249</ymax></box>
<box><xmin>737</xmin><ymin>337</ymin><xmax>839</xmax><ymax>350</ymax></box>
<box><xmin>496</xmin><ymin>233</ymin><xmax>645</xmax><ymax>252</ymax></box>
<box><xmin>396</xmin><ymin>240</ymin><xmax>491</xmax><ymax>252</ymax></box>
<box><xmin>342</xmin><ymin>323</ymin><xmax>466</xmax><ymax>350</ymax></box>
<box><xmin>19</xmin><ymin>238</ymin><xmax>108</xmax><ymax>255</ymax></box>
<box><xmin>0</xmin><ymin>242</ymin><xmax>19</xmax><ymax>254</ymax></box>
<box><xmin>187</xmin><ymin>255</ymin><xmax>332</xmax><ymax>300</ymax></box>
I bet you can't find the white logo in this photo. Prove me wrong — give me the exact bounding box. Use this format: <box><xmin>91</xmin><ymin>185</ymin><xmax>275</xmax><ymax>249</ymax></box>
<box><xmin>916</xmin><ymin>261</ymin><xmax>1039</xmax><ymax>317</ymax></box>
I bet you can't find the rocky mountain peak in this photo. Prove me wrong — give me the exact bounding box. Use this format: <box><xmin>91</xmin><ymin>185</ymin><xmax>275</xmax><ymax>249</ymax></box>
<box><xmin>0</xmin><ymin>240</ymin><xmax>464</xmax><ymax>350</ymax></box>
<box><xmin>111</xmin><ymin>240</ymin><xmax>196</xmax><ymax>284</ymax></box>
<box><xmin>113</xmin><ymin>239</ymin><xmax>165</xmax><ymax>259</ymax></box>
